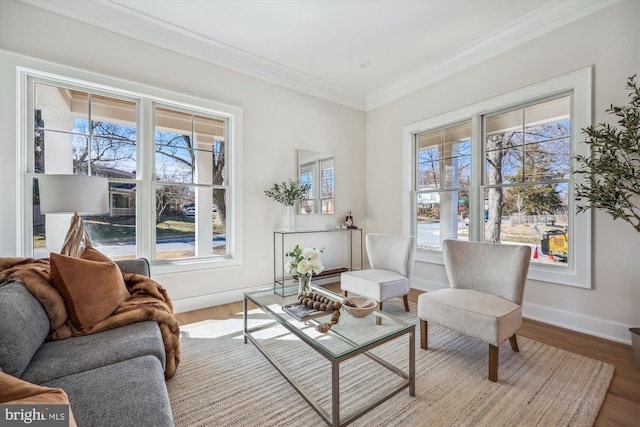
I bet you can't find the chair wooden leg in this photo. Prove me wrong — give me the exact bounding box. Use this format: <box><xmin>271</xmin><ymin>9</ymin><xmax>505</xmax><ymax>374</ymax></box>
<box><xmin>403</xmin><ymin>294</ymin><xmax>410</xmax><ymax>311</ymax></box>
<box><xmin>343</xmin><ymin>290</ymin><xmax>348</xmax><ymax>297</ymax></box>
<box><xmin>509</xmin><ymin>335</ymin><xmax>519</xmax><ymax>352</ymax></box>
<box><xmin>376</xmin><ymin>302</ymin><xmax>383</xmax><ymax>325</ymax></box>
<box><xmin>420</xmin><ymin>319</ymin><xmax>428</xmax><ymax>349</ymax></box>
<box><xmin>488</xmin><ymin>344</ymin><xmax>499</xmax><ymax>382</ymax></box>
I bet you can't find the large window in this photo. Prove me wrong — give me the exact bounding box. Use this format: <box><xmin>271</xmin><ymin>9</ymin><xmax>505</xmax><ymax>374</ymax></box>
<box><xmin>26</xmin><ymin>72</ymin><xmax>241</xmax><ymax>271</ymax></box>
<box><xmin>403</xmin><ymin>68</ymin><xmax>592</xmax><ymax>288</ymax></box>
<box><xmin>153</xmin><ymin>107</ymin><xmax>227</xmax><ymax>260</ymax></box>
<box><xmin>415</xmin><ymin>122</ymin><xmax>471</xmax><ymax>249</ymax></box>
<box><xmin>483</xmin><ymin>97</ymin><xmax>570</xmax><ymax>266</ymax></box>
<box><xmin>33</xmin><ymin>84</ymin><xmax>139</xmax><ymax>260</ymax></box>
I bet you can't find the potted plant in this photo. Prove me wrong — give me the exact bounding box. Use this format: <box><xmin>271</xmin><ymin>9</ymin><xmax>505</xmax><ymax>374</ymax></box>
<box><xmin>264</xmin><ymin>179</ymin><xmax>311</xmax><ymax>231</ymax></box>
<box><xmin>573</xmin><ymin>74</ymin><xmax>640</xmax><ymax>368</ymax></box>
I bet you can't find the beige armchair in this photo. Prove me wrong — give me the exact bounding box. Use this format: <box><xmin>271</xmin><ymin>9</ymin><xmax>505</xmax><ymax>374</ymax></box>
<box><xmin>341</xmin><ymin>233</ymin><xmax>416</xmax><ymax>324</ymax></box>
<box><xmin>418</xmin><ymin>239</ymin><xmax>531</xmax><ymax>382</ymax></box>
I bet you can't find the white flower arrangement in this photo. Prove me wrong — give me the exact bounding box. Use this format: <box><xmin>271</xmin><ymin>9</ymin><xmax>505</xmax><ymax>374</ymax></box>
<box><xmin>285</xmin><ymin>245</ymin><xmax>325</xmax><ymax>276</ymax></box>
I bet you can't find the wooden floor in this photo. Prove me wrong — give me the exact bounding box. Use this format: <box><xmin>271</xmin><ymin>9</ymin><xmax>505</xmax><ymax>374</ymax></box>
<box><xmin>174</xmin><ymin>285</ymin><xmax>640</xmax><ymax>426</ymax></box>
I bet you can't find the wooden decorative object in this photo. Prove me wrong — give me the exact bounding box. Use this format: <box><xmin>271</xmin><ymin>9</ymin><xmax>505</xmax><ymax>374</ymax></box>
<box><xmin>297</xmin><ymin>293</ymin><xmax>342</xmax><ymax>333</ymax></box>
<box><xmin>60</xmin><ymin>213</ymin><xmax>94</xmax><ymax>258</ymax></box>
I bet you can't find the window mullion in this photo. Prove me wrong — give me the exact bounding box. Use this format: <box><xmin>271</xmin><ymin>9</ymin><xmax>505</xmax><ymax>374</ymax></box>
<box><xmin>470</xmin><ymin>114</ymin><xmax>483</xmax><ymax>242</ymax></box>
<box><xmin>87</xmin><ymin>94</ymin><xmax>92</xmax><ymax>176</ymax></box>
<box><xmin>138</xmin><ymin>99</ymin><xmax>154</xmax><ymax>260</ymax></box>
<box><xmin>520</xmin><ymin>109</ymin><xmax>526</xmax><ymax>183</ymax></box>
<box><xmin>410</xmin><ymin>134</ymin><xmax>419</xmax><ymax>238</ymax></box>
<box><xmin>21</xmin><ymin>76</ymin><xmax>37</xmax><ymax>257</ymax></box>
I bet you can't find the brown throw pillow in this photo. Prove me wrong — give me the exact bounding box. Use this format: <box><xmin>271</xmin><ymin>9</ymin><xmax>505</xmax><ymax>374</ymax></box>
<box><xmin>50</xmin><ymin>247</ymin><xmax>129</xmax><ymax>330</ymax></box>
<box><xmin>0</xmin><ymin>372</ymin><xmax>78</xmax><ymax>427</ymax></box>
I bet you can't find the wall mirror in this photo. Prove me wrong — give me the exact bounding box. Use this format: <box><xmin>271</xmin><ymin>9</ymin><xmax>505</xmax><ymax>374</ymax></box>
<box><xmin>298</xmin><ymin>149</ymin><xmax>334</xmax><ymax>214</ymax></box>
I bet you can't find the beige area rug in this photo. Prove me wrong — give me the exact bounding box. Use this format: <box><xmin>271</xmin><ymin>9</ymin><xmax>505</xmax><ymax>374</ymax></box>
<box><xmin>167</xmin><ymin>301</ymin><xmax>614</xmax><ymax>427</ymax></box>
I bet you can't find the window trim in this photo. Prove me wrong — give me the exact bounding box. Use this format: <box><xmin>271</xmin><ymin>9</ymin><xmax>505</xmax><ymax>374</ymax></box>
<box><xmin>402</xmin><ymin>67</ymin><xmax>592</xmax><ymax>288</ymax></box>
<box><xmin>17</xmin><ymin>64</ymin><xmax>243</xmax><ymax>274</ymax></box>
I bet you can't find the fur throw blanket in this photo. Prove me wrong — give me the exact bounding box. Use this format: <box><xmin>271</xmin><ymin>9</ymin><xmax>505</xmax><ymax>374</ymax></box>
<box><xmin>0</xmin><ymin>257</ymin><xmax>180</xmax><ymax>379</ymax></box>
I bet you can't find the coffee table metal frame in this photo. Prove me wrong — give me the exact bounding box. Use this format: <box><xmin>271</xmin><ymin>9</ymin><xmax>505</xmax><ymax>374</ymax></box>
<box><xmin>243</xmin><ymin>285</ymin><xmax>415</xmax><ymax>427</ymax></box>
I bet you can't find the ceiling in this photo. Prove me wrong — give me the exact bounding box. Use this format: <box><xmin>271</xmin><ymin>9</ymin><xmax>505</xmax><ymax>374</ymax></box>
<box><xmin>20</xmin><ymin>0</ymin><xmax>617</xmax><ymax>110</ymax></box>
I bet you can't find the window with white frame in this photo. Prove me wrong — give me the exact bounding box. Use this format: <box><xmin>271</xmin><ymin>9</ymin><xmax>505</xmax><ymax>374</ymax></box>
<box><xmin>27</xmin><ymin>72</ymin><xmax>240</xmax><ymax>270</ymax></box>
<box><xmin>414</xmin><ymin>122</ymin><xmax>471</xmax><ymax>249</ymax></box>
<box><xmin>153</xmin><ymin>106</ymin><xmax>228</xmax><ymax>260</ymax></box>
<box><xmin>483</xmin><ymin>96</ymin><xmax>571</xmax><ymax>266</ymax></box>
<box><xmin>32</xmin><ymin>83</ymin><xmax>140</xmax><ymax>260</ymax></box>
<box><xmin>403</xmin><ymin>68</ymin><xmax>592</xmax><ymax>288</ymax></box>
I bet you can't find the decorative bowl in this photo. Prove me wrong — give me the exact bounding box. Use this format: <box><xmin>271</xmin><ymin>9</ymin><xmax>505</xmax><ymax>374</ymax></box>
<box><xmin>342</xmin><ymin>297</ymin><xmax>377</xmax><ymax>318</ymax></box>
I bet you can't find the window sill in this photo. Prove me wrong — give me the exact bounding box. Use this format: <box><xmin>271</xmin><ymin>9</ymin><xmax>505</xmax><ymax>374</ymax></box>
<box><xmin>151</xmin><ymin>255</ymin><xmax>241</xmax><ymax>275</ymax></box>
<box><xmin>414</xmin><ymin>248</ymin><xmax>590</xmax><ymax>289</ymax></box>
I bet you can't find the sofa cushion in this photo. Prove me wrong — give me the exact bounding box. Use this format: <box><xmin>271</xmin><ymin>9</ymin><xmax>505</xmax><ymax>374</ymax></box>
<box><xmin>50</xmin><ymin>247</ymin><xmax>129</xmax><ymax>330</ymax></box>
<box><xmin>43</xmin><ymin>355</ymin><xmax>174</xmax><ymax>427</ymax></box>
<box><xmin>21</xmin><ymin>320</ymin><xmax>166</xmax><ymax>384</ymax></box>
<box><xmin>0</xmin><ymin>282</ymin><xmax>50</xmax><ymax>377</ymax></box>
<box><xmin>0</xmin><ymin>372</ymin><xmax>78</xmax><ymax>427</ymax></box>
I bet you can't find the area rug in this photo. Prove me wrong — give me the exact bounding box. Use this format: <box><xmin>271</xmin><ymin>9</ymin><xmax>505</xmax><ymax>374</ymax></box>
<box><xmin>167</xmin><ymin>301</ymin><xmax>614</xmax><ymax>426</ymax></box>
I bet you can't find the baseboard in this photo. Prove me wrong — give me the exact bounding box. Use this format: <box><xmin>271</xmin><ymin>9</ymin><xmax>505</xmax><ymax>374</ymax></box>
<box><xmin>172</xmin><ymin>278</ymin><xmax>340</xmax><ymax>314</ymax></box>
<box><xmin>411</xmin><ymin>277</ymin><xmax>448</xmax><ymax>292</ymax></box>
<box><xmin>411</xmin><ymin>278</ymin><xmax>632</xmax><ymax>345</ymax></box>
<box><xmin>172</xmin><ymin>283</ymin><xmax>268</xmax><ymax>314</ymax></box>
<box><xmin>522</xmin><ymin>302</ymin><xmax>632</xmax><ymax>345</ymax></box>
<box><xmin>175</xmin><ymin>278</ymin><xmax>633</xmax><ymax>345</ymax></box>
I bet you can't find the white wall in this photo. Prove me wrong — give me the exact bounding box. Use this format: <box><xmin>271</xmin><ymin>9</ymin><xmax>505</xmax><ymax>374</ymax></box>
<box><xmin>366</xmin><ymin>1</ymin><xmax>640</xmax><ymax>343</ymax></box>
<box><xmin>0</xmin><ymin>1</ymin><xmax>366</xmax><ymax>311</ymax></box>
<box><xmin>1</xmin><ymin>0</ymin><xmax>638</xmax><ymax>344</ymax></box>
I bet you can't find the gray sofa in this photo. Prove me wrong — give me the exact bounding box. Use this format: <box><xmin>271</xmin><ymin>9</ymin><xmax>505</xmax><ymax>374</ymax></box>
<box><xmin>0</xmin><ymin>258</ymin><xmax>174</xmax><ymax>427</ymax></box>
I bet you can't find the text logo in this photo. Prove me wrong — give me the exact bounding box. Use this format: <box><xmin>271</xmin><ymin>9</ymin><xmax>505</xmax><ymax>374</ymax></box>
<box><xmin>0</xmin><ymin>405</ymin><xmax>69</xmax><ymax>427</ymax></box>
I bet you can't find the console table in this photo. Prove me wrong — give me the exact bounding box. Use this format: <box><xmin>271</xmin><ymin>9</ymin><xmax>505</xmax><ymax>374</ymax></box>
<box><xmin>274</xmin><ymin>228</ymin><xmax>363</xmax><ymax>296</ymax></box>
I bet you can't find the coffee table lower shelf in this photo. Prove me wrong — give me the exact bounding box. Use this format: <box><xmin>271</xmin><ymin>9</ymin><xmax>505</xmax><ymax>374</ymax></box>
<box><xmin>243</xmin><ymin>295</ymin><xmax>415</xmax><ymax>427</ymax></box>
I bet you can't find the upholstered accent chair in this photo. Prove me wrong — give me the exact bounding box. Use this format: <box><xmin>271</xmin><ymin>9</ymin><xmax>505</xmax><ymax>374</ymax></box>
<box><xmin>418</xmin><ymin>239</ymin><xmax>531</xmax><ymax>382</ymax></box>
<box><xmin>341</xmin><ymin>233</ymin><xmax>416</xmax><ymax>325</ymax></box>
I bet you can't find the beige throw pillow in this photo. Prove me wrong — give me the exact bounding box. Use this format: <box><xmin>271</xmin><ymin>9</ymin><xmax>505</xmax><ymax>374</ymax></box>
<box><xmin>50</xmin><ymin>247</ymin><xmax>129</xmax><ymax>330</ymax></box>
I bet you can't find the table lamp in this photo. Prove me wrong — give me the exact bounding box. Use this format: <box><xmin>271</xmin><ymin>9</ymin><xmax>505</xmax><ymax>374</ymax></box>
<box><xmin>38</xmin><ymin>174</ymin><xmax>109</xmax><ymax>257</ymax></box>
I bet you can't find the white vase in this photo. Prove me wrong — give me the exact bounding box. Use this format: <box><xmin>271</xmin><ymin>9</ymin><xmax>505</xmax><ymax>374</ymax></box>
<box><xmin>282</xmin><ymin>205</ymin><xmax>296</xmax><ymax>231</ymax></box>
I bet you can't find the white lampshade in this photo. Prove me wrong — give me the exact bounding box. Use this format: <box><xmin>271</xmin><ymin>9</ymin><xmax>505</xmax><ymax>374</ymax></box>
<box><xmin>38</xmin><ymin>174</ymin><xmax>109</xmax><ymax>214</ymax></box>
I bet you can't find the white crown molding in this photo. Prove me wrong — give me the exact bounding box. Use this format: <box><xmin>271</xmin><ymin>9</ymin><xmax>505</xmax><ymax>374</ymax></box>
<box><xmin>17</xmin><ymin>0</ymin><xmax>367</xmax><ymax>110</ymax></box>
<box><xmin>19</xmin><ymin>0</ymin><xmax>618</xmax><ymax>112</ymax></box>
<box><xmin>366</xmin><ymin>0</ymin><xmax>619</xmax><ymax>110</ymax></box>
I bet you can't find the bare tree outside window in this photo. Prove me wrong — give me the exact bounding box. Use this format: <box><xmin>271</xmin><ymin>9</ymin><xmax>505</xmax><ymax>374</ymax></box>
<box><xmin>32</xmin><ymin>85</ymin><xmax>140</xmax><ymax>259</ymax></box>
<box><xmin>415</xmin><ymin>123</ymin><xmax>471</xmax><ymax>249</ymax></box>
<box><xmin>33</xmin><ymin>84</ymin><xmax>229</xmax><ymax>261</ymax></box>
<box><xmin>485</xmin><ymin>133</ymin><xmax>508</xmax><ymax>243</ymax></box>
<box><xmin>72</xmin><ymin>120</ymin><xmax>137</xmax><ymax>176</ymax></box>
<box><xmin>154</xmin><ymin>107</ymin><xmax>227</xmax><ymax>259</ymax></box>
<box><xmin>483</xmin><ymin>97</ymin><xmax>570</xmax><ymax>263</ymax></box>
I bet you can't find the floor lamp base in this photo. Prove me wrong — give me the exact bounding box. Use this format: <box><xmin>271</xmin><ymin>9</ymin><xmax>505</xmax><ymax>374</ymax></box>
<box><xmin>60</xmin><ymin>213</ymin><xmax>93</xmax><ymax>257</ymax></box>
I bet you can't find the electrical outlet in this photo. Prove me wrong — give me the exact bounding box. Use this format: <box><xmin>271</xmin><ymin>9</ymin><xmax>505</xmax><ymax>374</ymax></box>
<box><xmin>260</xmin><ymin>257</ymin><xmax>267</xmax><ymax>268</ymax></box>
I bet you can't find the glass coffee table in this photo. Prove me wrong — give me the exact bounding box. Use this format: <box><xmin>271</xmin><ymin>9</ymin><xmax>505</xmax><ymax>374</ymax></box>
<box><xmin>243</xmin><ymin>285</ymin><xmax>415</xmax><ymax>427</ymax></box>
